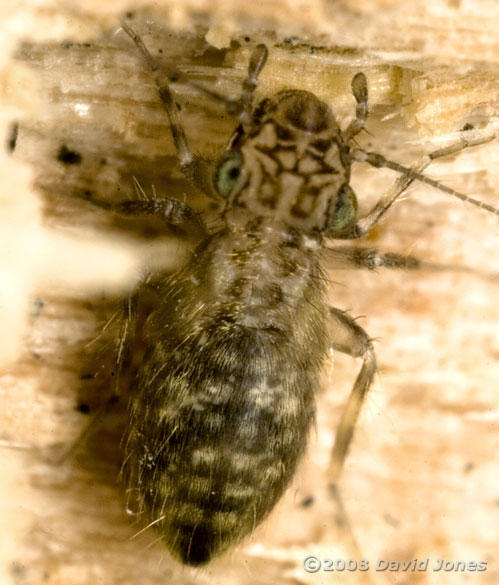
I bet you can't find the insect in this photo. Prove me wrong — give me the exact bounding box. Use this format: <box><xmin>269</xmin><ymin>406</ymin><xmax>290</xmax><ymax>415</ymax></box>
<box><xmin>83</xmin><ymin>22</ymin><xmax>499</xmax><ymax>566</ymax></box>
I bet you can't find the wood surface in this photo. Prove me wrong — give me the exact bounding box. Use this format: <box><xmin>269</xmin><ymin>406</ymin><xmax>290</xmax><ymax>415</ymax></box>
<box><xmin>0</xmin><ymin>2</ymin><xmax>498</xmax><ymax>584</ymax></box>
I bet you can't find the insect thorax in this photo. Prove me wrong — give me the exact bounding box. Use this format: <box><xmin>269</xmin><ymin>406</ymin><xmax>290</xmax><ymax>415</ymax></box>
<box><xmin>226</xmin><ymin>90</ymin><xmax>352</xmax><ymax>234</ymax></box>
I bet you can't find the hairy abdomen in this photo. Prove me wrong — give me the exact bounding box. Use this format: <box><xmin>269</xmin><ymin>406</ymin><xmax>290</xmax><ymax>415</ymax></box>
<box><xmin>123</xmin><ymin>228</ymin><xmax>328</xmax><ymax>564</ymax></box>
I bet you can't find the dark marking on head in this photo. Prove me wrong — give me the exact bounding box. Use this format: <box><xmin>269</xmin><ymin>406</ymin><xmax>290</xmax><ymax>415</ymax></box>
<box><xmin>274</xmin><ymin>123</ymin><xmax>294</xmax><ymax>142</ymax></box>
<box><xmin>250</xmin><ymin>98</ymin><xmax>271</xmax><ymax>129</ymax></box>
<box><xmin>311</xmin><ymin>138</ymin><xmax>331</xmax><ymax>153</ymax></box>
<box><xmin>291</xmin><ymin>185</ymin><xmax>321</xmax><ymax>218</ymax></box>
<box><xmin>283</xmin><ymin>96</ymin><xmax>330</xmax><ymax>133</ymax></box>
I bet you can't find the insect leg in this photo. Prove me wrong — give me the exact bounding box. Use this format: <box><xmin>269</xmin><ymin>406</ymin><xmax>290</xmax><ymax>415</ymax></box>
<box><xmin>120</xmin><ymin>22</ymin><xmax>216</xmax><ymax>195</ymax></box>
<box><xmin>326</xmin><ymin>244</ymin><xmax>482</xmax><ymax>272</ymax></box>
<box><xmin>325</xmin><ymin>245</ymin><xmax>499</xmax><ymax>281</ymax></box>
<box><xmin>349</xmin><ymin>131</ymin><xmax>498</xmax><ymax>237</ymax></box>
<box><xmin>325</xmin><ymin>246</ymin><xmax>421</xmax><ymax>270</ymax></box>
<box><xmin>343</xmin><ymin>72</ymin><xmax>368</xmax><ymax>142</ymax></box>
<box><xmin>160</xmin><ymin>43</ymin><xmax>268</xmax><ymax>127</ymax></box>
<box><xmin>327</xmin><ymin>308</ymin><xmax>376</xmax><ymax>487</ymax></box>
<box><xmin>82</xmin><ymin>190</ymin><xmax>207</xmax><ymax>240</ymax></box>
<box><xmin>317</xmin><ymin>308</ymin><xmax>376</xmax><ymax>578</ymax></box>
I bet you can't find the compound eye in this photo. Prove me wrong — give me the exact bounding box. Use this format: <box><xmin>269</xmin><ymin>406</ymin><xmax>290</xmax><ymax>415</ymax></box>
<box><xmin>328</xmin><ymin>184</ymin><xmax>358</xmax><ymax>235</ymax></box>
<box><xmin>214</xmin><ymin>151</ymin><xmax>243</xmax><ymax>198</ymax></box>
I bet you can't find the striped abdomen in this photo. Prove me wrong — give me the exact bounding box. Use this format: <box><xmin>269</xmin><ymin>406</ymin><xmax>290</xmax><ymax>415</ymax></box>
<box><xmin>123</xmin><ymin>228</ymin><xmax>328</xmax><ymax>564</ymax></box>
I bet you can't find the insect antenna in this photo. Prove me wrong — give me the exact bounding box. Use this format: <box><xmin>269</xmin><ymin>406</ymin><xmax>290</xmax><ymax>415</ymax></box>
<box><xmin>351</xmin><ymin>145</ymin><xmax>499</xmax><ymax>217</ymax></box>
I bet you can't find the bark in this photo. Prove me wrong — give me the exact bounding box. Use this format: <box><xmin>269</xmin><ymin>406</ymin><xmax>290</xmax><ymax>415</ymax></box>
<box><xmin>1</xmin><ymin>2</ymin><xmax>498</xmax><ymax>584</ymax></box>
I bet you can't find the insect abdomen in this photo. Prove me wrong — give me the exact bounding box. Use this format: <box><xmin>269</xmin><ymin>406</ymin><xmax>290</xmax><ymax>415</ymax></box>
<box><xmin>124</xmin><ymin>229</ymin><xmax>328</xmax><ymax>564</ymax></box>
<box><xmin>125</xmin><ymin>332</ymin><xmax>319</xmax><ymax>564</ymax></box>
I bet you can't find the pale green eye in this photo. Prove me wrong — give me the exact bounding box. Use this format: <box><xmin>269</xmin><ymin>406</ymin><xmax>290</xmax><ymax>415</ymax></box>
<box><xmin>328</xmin><ymin>184</ymin><xmax>358</xmax><ymax>234</ymax></box>
<box><xmin>214</xmin><ymin>152</ymin><xmax>243</xmax><ymax>198</ymax></box>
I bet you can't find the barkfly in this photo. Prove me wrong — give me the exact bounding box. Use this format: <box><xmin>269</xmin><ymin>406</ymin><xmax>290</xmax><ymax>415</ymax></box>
<box><xmin>79</xmin><ymin>21</ymin><xmax>498</xmax><ymax>565</ymax></box>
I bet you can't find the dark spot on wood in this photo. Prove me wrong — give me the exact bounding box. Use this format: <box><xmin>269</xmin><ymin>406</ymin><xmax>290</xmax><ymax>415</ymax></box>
<box><xmin>300</xmin><ymin>495</ymin><xmax>315</xmax><ymax>507</ymax></box>
<box><xmin>6</xmin><ymin>122</ymin><xmax>18</xmax><ymax>153</ymax></box>
<box><xmin>57</xmin><ymin>145</ymin><xmax>82</xmax><ymax>165</ymax></box>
